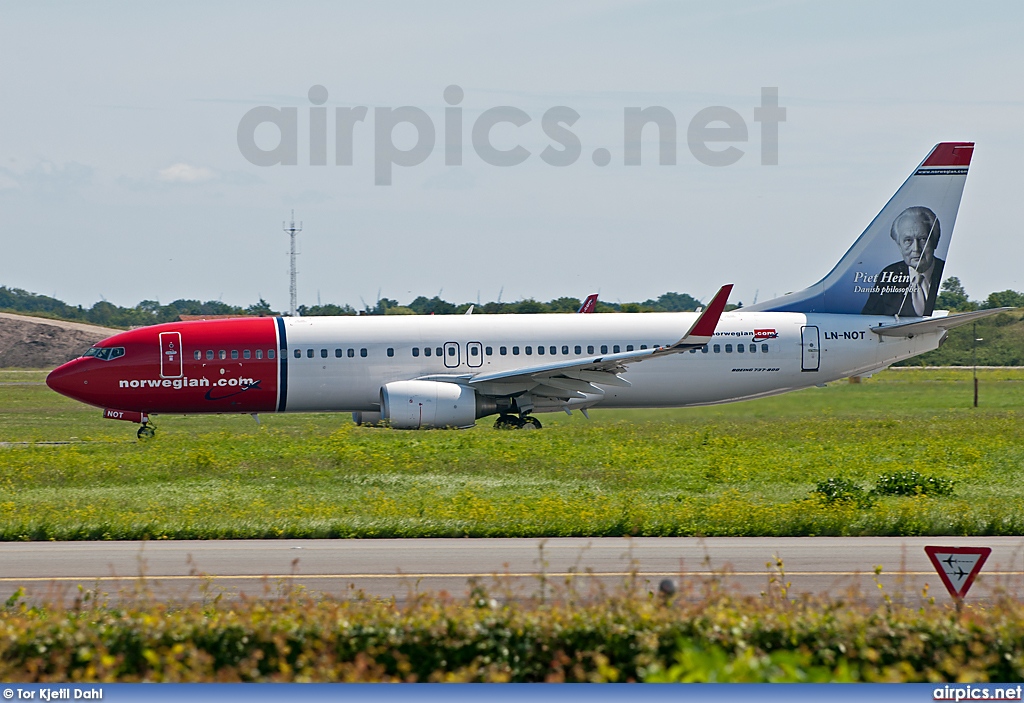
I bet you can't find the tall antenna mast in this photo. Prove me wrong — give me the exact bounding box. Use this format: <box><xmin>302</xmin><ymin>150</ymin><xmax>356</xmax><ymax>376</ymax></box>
<box><xmin>283</xmin><ymin>210</ymin><xmax>302</xmax><ymax>316</ymax></box>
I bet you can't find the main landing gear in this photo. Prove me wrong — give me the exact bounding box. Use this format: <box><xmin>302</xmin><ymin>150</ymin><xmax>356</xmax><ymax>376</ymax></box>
<box><xmin>137</xmin><ymin>422</ymin><xmax>156</xmax><ymax>440</ymax></box>
<box><xmin>494</xmin><ymin>414</ymin><xmax>543</xmax><ymax>430</ymax></box>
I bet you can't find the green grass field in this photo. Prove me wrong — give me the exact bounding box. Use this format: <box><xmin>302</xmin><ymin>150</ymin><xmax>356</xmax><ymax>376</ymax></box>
<box><xmin>2</xmin><ymin>368</ymin><xmax>1023</xmax><ymax>540</ymax></box>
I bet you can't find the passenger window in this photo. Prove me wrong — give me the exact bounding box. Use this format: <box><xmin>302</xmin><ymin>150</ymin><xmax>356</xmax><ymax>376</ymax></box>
<box><xmin>701</xmin><ymin>345</ymin><xmax>708</xmax><ymax>354</ymax></box>
<box><xmin>485</xmin><ymin>346</ymin><xmax>492</xmax><ymax>355</ymax></box>
<box><xmin>470</xmin><ymin>346</ymin><xmax>478</xmax><ymax>357</ymax></box>
<box><xmin>243</xmin><ymin>350</ymin><xmax>251</xmax><ymax>360</ymax></box>
<box><xmin>562</xmin><ymin>345</ymin><xmax>569</xmax><ymax>355</ymax></box>
<box><xmin>206</xmin><ymin>350</ymin><xmax>214</xmax><ymax>360</ymax></box>
<box><xmin>436</xmin><ymin>347</ymin><xmax>442</xmax><ymax>357</ymax></box>
<box><xmin>537</xmin><ymin>346</ymin><xmax>545</xmax><ymax>355</ymax></box>
<box><xmin>588</xmin><ymin>345</ymin><xmax>595</xmax><ymax>354</ymax></box>
<box><xmin>626</xmin><ymin>344</ymin><xmax>634</xmax><ymax>352</ymax></box>
<box><xmin>412</xmin><ymin>347</ymin><xmax>420</xmax><ymax>357</ymax></box>
<box><xmin>512</xmin><ymin>346</ymin><xmax>520</xmax><ymax>355</ymax></box>
<box><xmin>613</xmin><ymin>345</ymin><xmax>620</xmax><ymax>353</ymax></box>
<box><xmin>256</xmin><ymin>350</ymin><xmax>263</xmax><ymax>360</ymax></box>
<box><xmin>600</xmin><ymin>345</ymin><xmax>608</xmax><ymax>354</ymax></box>
<box><xmin>713</xmin><ymin>344</ymin><xmax>721</xmax><ymax>353</ymax></box>
<box><xmin>689</xmin><ymin>349</ymin><xmax>697</xmax><ymax>354</ymax></box>
<box><xmin>306</xmin><ymin>349</ymin><xmax>314</xmax><ymax>359</ymax></box>
<box><xmin>574</xmin><ymin>345</ymin><xmax>581</xmax><ymax>354</ymax></box>
<box><xmin>387</xmin><ymin>348</ymin><xmax>394</xmax><ymax>357</ymax></box>
<box><xmin>347</xmin><ymin>348</ymin><xmax>355</xmax><ymax>358</ymax></box>
<box><xmin>640</xmin><ymin>345</ymin><xmax>648</xmax><ymax>350</ymax></box>
<box><xmin>737</xmin><ymin>344</ymin><xmax>744</xmax><ymax>353</ymax></box>
<box><xmin>219</xmin><ymin>350</ymin><xmax>227</xmax><ymax>360</ymax></box>
<box><xmin>525</xmin><ymin>346</ymin><xmax>533</xmax><ymax>355</ymax></box>
<box><xmin>194</xmin><ymin>350</ymin><xmax>201</xmax><ymax>360</ymax></box>
<box><xmin>294</xmin><ymin>349</ymin><xmax>301</xmax><ymax>359</ymax></box>
<box><xmin>268</xmin><ymin>350</ymin><xmax>275</xmax><ymax>360</ymax></box>
<box><xmin>320</xmin><ymin>349</ymin><xmax>327</xmax><ymax>358</ymax></box>
<box><xmin>446</xmin><ymin>347</ymin><xmax>454</xmax><ymax>357</ymax></box>
<box><xmin>761</xmin><ymin>344</ymin><xmax>769</xmax><ymax>353</ymax></box>
<box><xmin>232</xmin><ymin>350</ymin><xmax>239</xmax><ymax>360</ymax></box>
<box><xmin>335</xmin><ymin>349</ymin><xmax>342</xmax><ymax>358</ymax></box>
<box><xmin>424</xmin><ymin>347</ymin><xmax>432</xmax><ymax>357</ymax></box>
<box><xmin>725</xmin><ymin>344</ymin><xmax>733</xmax><ymax>353</ymax></box>
<box><xmin>500</xmin><ymin>346</ymin><xmax>508</xmax><ymax>355</ymax></box>
<box><xmin>549</xmin><ymin>346</ymin><xmax>556</xmax><ymax>355</ymax></box>
<box><xmin>360</xmin><ymin>348</ymin><xmax>367</xmax><ymax>357</ymax></box>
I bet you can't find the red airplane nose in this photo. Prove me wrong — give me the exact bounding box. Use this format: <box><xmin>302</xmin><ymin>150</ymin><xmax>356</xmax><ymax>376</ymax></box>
<box><xmin>46</xmin><ymin>359</ymin><xmax>88</xmax><ymax>401</ymax></box>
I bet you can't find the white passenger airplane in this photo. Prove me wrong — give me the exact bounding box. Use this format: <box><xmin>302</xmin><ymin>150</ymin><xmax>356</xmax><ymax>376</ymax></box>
<box><xmin>47</xmin><ymin>142</ymin><xmax>1006</xmax><ymax>436</ymax></box>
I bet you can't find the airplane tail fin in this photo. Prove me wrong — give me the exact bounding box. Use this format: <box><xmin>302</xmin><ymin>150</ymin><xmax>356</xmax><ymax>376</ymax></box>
<box><xmin>748</xmin><ymin>142</ymin><xmax>974</xmax><ymax>317</ymax></box>
<box><xmin>577</xmin><ymin>294</ymin><xmax>598</xmax><ymax>314</ymax></box>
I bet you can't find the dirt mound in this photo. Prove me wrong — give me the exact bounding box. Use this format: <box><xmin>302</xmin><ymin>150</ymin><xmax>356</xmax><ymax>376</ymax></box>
<box><xmin>0</xmin><ymin>313</ymin><xmax>119</xmax><ymax>368</ymax></box>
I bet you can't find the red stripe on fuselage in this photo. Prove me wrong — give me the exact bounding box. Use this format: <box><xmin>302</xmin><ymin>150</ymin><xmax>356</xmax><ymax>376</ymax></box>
<box><xmin>46</xmin><ymin>318</ymin><xmax>279</xmax><ymax>414</ymax></box>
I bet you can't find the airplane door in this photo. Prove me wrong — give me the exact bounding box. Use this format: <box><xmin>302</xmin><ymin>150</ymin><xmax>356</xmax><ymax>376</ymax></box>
<box><xmin>159</xmin><ymin>331</ymin><xmax>183</xmax><ymax>378</ymax></box>
<box><xmin>443</xmin><ymin>341</ymin><xmax>460</xmax><ymax>368</ymax></box>
<box><xmin>466</xmin><ymin>341</ymin><xmax>483</xmax><ymax>368</ymax></box>
<box><xmin>800</xmin><ymin>326</ymin><xmax>820</xmax><ymax>372</ymax></box>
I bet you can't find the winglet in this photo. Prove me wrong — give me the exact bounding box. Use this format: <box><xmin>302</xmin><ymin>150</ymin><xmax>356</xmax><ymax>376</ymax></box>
<box><xmin>577</xmin><ymin>294</ymin><xmax>598</xmax><ymax>314</ymax></box>
<box><xmin>683</xmin><ymin>284</ymin><xmax>733</xmax><ymax>340</ymax></box>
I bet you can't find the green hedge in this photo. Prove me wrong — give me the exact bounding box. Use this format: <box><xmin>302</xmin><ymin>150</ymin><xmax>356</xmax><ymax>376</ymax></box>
<box><xmin>1</xmin><ymin>582</ymin><xmax>1022</xmax><ymax>682</ymax></box>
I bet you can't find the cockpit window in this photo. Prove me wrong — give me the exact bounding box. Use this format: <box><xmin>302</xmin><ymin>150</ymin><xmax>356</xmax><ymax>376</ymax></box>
<box><xmin>83</xmin><ymin>346</ymin><xmax>125</xmax><ymax>361</ymax></box>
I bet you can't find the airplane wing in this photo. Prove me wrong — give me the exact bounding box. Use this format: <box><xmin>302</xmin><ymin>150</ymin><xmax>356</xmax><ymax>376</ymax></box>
<box><xmin>871</xmin><ymin>308</ymin><xmax>1013</xmax><ymax>337</ymax></box>
<box><xmin>449</xmin><ymin>285</ymin><xmax>732</xmax><ymax>399</ymax></box>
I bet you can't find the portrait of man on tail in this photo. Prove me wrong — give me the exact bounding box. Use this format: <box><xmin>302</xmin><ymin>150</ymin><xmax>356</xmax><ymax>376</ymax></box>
<box><xmin>861</xmin><ymin>206</ymin><xmax>945</xmax><ymax>317</ymax></box>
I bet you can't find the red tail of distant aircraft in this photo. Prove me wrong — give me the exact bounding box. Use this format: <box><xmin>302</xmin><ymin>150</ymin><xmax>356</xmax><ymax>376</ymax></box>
<box><xmin>577</xmin><ymin>294</ymin><xmax>598</xmax><ymax>314</ymax></box>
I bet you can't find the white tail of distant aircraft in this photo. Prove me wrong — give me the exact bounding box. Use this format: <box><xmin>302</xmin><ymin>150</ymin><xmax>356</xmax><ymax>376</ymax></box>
<box><xmin>48</xmin><ymin>142</ymin><xmax>1010</xmax><ymax>436</ymax></box>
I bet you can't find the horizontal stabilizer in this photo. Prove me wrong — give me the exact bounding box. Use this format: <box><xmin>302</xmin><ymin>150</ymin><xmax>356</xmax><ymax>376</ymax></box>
<box><xmin>871</xmin><ymin>308</ymin><xmax>1013</xmax><ymax>337</ymax></box>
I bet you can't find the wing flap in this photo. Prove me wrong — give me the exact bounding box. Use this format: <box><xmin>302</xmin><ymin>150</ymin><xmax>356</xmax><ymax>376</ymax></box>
<box><xmin>538</xmin><ymin>376</ymin><xmax>605</xmax><ymax>394</ymax></box>
<box><xmin>569</xmin><ymin>370</ymin><xmax>632</xmax><ymax>387</ymax></box>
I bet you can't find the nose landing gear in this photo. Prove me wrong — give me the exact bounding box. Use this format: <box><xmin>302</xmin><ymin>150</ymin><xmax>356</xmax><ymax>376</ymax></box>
<box><xmin>137</xmin><ymin>422</ymin><xmax>156</xmax><ymax>440</ymax></box>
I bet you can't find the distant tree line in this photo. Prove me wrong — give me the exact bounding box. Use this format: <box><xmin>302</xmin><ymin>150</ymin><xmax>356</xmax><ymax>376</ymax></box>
<box><xmin>936</xmin><ymin>277</ymin><xmax>1024</xmax><ymax>311</ymax></box>
<box><xmin>0</xmin><ymin>276</ymin><xmax>1019</xmax><ymax>341</ymax></box>
<box><xmin>0</xmin><ymin>286</ymin><xmax>705</xmax><ymax>328</ymax></box>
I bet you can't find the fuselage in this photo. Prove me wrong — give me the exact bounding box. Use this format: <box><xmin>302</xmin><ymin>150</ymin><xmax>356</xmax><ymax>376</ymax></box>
<box><xmin>45</xmin><ymin>311</ymin><xmax>940</xmax><ymax>420</ymax></box>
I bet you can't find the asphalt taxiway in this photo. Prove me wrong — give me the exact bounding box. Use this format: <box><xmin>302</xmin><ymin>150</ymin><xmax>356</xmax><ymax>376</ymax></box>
<box><xmin>2</xmin><ymin>536</ymin><xmax>1023</xmax><ymax>604</ymax></box>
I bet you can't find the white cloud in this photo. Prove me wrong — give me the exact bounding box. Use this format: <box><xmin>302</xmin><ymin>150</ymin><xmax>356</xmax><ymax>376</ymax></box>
<box><xmin>157</xmin><ymin>163</ymin><xmax>216</xmax><ymax>183</ymax></box>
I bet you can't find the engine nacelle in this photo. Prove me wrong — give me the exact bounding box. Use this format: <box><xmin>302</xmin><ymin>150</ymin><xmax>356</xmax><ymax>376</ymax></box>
<box><xmin>380</xmin><ymin>381</ymin><xmax>481</xmax><ymax>429</ymax></box>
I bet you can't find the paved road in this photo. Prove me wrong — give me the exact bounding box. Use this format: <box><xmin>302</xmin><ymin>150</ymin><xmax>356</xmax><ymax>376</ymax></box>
<box><xmin>3</xmin><ymin>536</ymin><xmax>1022</xmax><ymax>604</ymax></box>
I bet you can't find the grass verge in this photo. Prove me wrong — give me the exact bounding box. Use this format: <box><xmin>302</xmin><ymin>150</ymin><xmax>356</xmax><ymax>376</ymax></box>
<box><xmin>1</xmin><ymin>368</ymin><xmax>1023</xmax><ymax>539</ymax></box>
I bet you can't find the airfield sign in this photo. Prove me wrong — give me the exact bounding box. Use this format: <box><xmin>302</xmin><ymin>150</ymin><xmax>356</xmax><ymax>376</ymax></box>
<box><xmin>924</xmin><ymin>546</ymin><xmax>991</xmax><ymax>601</ymax></box>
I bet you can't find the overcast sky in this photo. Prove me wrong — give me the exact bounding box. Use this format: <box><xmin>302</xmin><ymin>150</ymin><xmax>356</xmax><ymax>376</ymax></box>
<box><xmin>2</xmin><ymin>1</ymin><xmax>1022</xmax><ymax>311</ymax></box>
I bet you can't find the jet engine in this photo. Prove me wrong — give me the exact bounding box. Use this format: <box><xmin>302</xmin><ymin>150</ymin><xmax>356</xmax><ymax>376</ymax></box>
<box><xmin>380</xmin><ymin>380</ymin><xmax>498</xmax><ymax>429</ymax></box>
